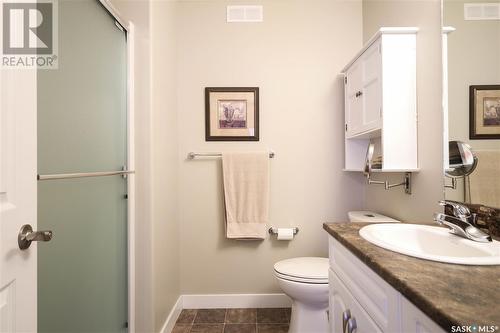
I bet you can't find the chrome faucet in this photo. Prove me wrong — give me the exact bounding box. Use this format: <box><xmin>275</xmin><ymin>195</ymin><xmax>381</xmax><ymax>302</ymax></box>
<box><xmin>434</xmin><ymin>200</ymin><xmax>492</xmax><ymax>243</ymax></box>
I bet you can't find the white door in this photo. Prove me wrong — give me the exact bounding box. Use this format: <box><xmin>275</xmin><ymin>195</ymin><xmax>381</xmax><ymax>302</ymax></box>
<box><xmin>0</xmin><ymin>68</ymin><xmax>38</xmax><ymax>330</ymax></box>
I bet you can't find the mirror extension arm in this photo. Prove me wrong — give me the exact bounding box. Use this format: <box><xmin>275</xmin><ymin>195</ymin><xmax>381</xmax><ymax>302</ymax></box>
<box><xmin>444</xmin><ymin>176</ymin><xmax>457</xmax><ymax>189</ymax></box>
<box><xmin>366</xmin><ymin>172</ymin><xmax>412</xmax><ymax>194</ymax></box>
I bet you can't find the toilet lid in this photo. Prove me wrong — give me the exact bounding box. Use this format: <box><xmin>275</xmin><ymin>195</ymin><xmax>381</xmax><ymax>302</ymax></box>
<box><xmin>274</xmin><ymin>257</ymin><xmax>329</xmax><ymax>282</ymax></box>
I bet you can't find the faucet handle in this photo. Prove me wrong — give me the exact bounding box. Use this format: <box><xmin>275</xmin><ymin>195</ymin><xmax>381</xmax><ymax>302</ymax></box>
<box><xmin>438</xmin><ymin>200</ymin><xmax>471</xmax><ymax>218</ymax></box>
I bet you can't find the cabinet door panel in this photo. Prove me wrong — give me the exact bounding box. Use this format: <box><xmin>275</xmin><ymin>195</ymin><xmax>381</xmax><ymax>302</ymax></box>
<box><xmin>329</xmin><ymin>236</ymin><xmax>401</xmax><ymax>332</ymax></box>
<box><xmin>401</xmin><ymin>298</ymin><xmax>446</xmax><ymax>333</ymax></box>
<box><xmin>329</xmin><ymin>269</ymin><xmax>347</xmax><ymax>333</ymax></box>
<box><xmin>345</xmin><ymin>61</ymin><xmax>363</xmax><ymax>137</ymax></box>
<box><xmin>362</xmin><ymin>41</ymin><xmax>382</xmax><ymax>132</ymax></box>
<box><xmin>329</xmin><ymin>269</ymin><xmax>382</xmax><ymax>333</ymax></box>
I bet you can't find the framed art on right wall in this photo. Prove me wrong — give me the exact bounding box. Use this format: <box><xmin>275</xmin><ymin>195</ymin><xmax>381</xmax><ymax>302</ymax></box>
<box><xmin>470</xmin><ymin>85</ymin><xmax>500</xmax><ymax>139</ymax></box>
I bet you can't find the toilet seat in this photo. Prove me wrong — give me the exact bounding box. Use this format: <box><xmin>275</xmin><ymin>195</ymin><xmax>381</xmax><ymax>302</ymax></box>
<box><xmin>275</xmin><ymin>271</ymin><xmax>328</xmax><ymax>284</ymax></box>
<box><xmin>274</xmin><ymin>257</ymin><xmax>329</xmax><ymax>284</ymax></box>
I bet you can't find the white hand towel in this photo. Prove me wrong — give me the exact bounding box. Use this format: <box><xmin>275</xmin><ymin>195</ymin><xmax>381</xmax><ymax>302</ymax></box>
<box><xmin>222</xmin><ymin>152</ymin><xmax>269</xmax><ymax>239</ymax></box>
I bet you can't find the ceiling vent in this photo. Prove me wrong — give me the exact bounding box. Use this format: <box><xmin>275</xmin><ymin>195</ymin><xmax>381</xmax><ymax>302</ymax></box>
<box><xmin>464</xmin><ymin>3</ymin><xmax>500</xmax><ymax>20</ymax></box>
<box><xmin>227</xmin><ymin>5</ymin><xmax>263</xmax><ymax>23</ymax></box>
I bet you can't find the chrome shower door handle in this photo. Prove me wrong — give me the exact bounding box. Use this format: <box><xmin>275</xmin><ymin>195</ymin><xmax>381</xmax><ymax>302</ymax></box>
<box><xmin>347</xmin><ymin>317</ymin><xmax>357</xmax><ymax>333</ymax></box>
<box><xmin>18</xmin><ymin>224</ymin><xmax>53</xmax><ymax>250</ymax></box>
<box><xmin>342</xmin><ymin>309</ymin><xmax>351</xmax><ymax>333</ymax></box>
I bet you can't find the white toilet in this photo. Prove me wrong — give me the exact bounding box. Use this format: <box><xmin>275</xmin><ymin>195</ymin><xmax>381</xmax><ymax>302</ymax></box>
<box><xmin>348</xmin><ymin>211</ymin><xmax>400</xmax><ymax>223</ymax></box>
<box><xmin>274</xmin><ymin>257</ymin><xmax>329</xmax><ymax>333</ymax></box>
<box><xmin>274</xmin><ymin>211</ymin><xmax>399</xmax><ymax>333</ymax></box>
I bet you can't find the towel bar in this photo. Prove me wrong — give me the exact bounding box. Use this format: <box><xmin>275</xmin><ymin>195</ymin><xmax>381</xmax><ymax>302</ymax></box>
<box><xmin>187</xmin><ymin>151</ymin><xmax>275</xmax><ymax>159</ymax></box>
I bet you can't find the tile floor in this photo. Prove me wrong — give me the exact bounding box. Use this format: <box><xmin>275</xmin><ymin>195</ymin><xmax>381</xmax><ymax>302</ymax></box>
<box><xmin>172</xmin><ymin>308</ymin><xmax>291</xmax><ymax>333</ymax></box>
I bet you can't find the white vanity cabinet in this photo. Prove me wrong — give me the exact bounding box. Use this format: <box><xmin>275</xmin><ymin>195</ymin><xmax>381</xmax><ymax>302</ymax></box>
<box><xmin>328</xmin><ymin>236</ymin><xmax>446</xmax><ymax>333</ymax></box>
<box><xmin>342</xmin><ymin>28</ymin><xmax>418</xmax><ymax>172</ymax></box>
<box><xmin>329</xmin><ymin>270</ymin><xmax>382</xmax><ymax>333</ymax></box>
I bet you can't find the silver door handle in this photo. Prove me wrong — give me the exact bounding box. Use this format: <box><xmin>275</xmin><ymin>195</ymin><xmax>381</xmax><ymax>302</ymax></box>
<box><xmin>347</xmin><ymin>317</ymin><xmax>357</xmax><ymax>333</ymax></box>
<box><xmin>18</xmin><ymin>224</ymin><xmax>53</xmax><ymax>250</ymax></box>
<box><xmin>342</xmin><ymin>309</ymin><xmax>351</xmax><ymax>333</ymax></box>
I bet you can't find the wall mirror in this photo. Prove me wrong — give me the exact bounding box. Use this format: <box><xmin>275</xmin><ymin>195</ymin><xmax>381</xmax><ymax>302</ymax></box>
<box><xmin>443</xmin><ymin>0</ymin><xmax>500</xmax><ymax>208</ymax></box>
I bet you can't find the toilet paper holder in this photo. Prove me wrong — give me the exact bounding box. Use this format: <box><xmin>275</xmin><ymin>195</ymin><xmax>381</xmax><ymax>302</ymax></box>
<box><xmin>268</xmin><ymin>227</ymin><xmax>299</xmax><ymax>235</ymax></box>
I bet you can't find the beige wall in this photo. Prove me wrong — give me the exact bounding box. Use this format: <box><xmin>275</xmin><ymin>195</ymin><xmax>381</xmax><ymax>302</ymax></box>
<box><xmin>362</xmin><ymin>0</ymin><xmax>444</xmax><ymax>222</ymax></box>
<box><xmin>150</xmin><ymin>1</ymin><xmax>181</xmax><ymax>331</ymax></box>
<box><xmin>175</xmin><ymin>0</ymin><xmax>364</xmax><ymax>294</ymax></box>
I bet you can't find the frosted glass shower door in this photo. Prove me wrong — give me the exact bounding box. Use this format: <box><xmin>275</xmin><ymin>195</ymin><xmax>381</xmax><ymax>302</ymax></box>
<box><xmin>37</xmin><ymin>1</ymin><xmax>128</xmax><ymax>332</ymax></box>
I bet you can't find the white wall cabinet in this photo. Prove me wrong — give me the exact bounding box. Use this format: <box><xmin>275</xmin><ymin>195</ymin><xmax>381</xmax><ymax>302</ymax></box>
<box><xmin>342</xmin><ymin>28</ymin><xmax>418</xmax><ymax>172</ymax></box>
<box><xmin>328</xmin><ymin>235</ymin><xmax>446</xmax><ymax>333</ymax></box>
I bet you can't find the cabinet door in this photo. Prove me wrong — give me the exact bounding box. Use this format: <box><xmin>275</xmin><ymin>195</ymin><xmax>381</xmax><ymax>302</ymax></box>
<box><xmin>401</xmin><ymin>298</ymin><xmax>446</xmax><ymax>333</ymax></box>
<box><xmin>329</xmin><ymin>269</ymin><xmax>347</xmax><ymax>333</ymax></box>
<box><xmin>345</xmin><ymin>60</ymin><xmax>363</xmax><ymax>137</ymax></box>
<box><xmin>361</xmin><ymin>40</ymin><xmax>382</xmax><ymax>133</ymax></box>
<box><xmin>329</xmin><ymin>269</ymin><xmax>382</xmax><ymax>333</ymax></box>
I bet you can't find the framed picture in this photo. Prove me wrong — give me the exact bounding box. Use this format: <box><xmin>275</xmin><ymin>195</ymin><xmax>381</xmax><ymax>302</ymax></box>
<box><xmin>470</xmin><ymin>85</ymin><xmax>500</xmax><ymax>139</ymax></box>
<box><xmin>205</xmin><ymin>87</ymin><xmax>259</xmax><ymax>141</ymax></box>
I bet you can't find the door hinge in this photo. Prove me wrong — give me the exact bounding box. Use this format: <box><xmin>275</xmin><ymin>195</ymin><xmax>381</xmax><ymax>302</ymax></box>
<box><xmin>344</xmin><ymin>76</ymin><xmax>347</xmax><ymax>85</ymax></box>
<box><xmin>345</xmin><ymin>124</ymin><xmax>348</xmax><ymax>131</ymax></box>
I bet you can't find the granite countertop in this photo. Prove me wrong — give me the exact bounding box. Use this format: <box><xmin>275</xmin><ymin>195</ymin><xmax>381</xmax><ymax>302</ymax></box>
<box><xmin>323</xmin><ymin>222</ymin><xmax>500</xmax><ymax>331</ymax></box>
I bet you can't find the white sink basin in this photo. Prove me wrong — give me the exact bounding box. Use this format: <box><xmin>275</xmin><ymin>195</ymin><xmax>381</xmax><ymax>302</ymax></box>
<box><xmin>359</xmin><ymin>223</ymin><xmax>500</xmax><ymax>265</ymax></box>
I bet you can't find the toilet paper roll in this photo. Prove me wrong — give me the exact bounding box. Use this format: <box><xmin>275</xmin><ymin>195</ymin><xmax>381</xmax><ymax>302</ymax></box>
<box><xmin>277</xmin><ymin>228</ymin><xmax>294</xmax><ymax>240</ymax></box>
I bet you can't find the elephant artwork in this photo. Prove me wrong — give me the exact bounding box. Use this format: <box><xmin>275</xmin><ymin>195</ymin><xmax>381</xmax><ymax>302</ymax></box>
<box><xmin>218</xmin><ymin>100</ymin><xmax>247</xmax><ymax>128</ymax></box>
<box><xmin>483</xmin><ymin>97</ymin><xmax>500</xmax><ymax>126</ymax></box>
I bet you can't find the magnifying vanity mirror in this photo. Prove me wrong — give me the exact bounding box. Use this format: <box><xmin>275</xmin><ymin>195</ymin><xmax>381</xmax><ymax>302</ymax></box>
<box><xmin>445</xmin><ymin>141</ymin><xmax>478</xmax><ymax>189</ymax></box>
<box><xmin>443</xmin><ymin>0</ymin><xmax>500</xmax><ymax>209</ymax></box>
<box><xmin>446</xmin><ymin>140</ymin><xmax>478</xmax><ymax>177</ymax></box>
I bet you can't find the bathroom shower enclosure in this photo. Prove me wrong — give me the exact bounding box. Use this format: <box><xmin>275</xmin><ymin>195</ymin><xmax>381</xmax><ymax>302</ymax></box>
<box><xmin>37</xmin><ymin>0</ymin><xmax>133</xmax><ymax>332</ymax></box>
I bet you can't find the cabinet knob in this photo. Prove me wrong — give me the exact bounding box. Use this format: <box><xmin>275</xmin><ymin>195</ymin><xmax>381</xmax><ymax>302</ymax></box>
<box><xmin>342</xmin><ymin>309</ymin><xmax>351</xmax><ymax>333</ymax></box>
<box><xmin>355</xmin><ymin>91</ymin><xmax>363</xmax><ymax>98</ymax></box>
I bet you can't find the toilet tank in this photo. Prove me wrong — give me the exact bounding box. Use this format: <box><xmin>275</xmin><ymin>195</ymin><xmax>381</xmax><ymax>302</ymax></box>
<box><xmin>348</xmin><ymin>211</ymin><xmax>400</xmax><ymax>223</ymax></box>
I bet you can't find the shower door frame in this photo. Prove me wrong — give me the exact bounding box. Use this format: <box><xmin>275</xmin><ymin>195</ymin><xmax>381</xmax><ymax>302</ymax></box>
<box><xmin>96</xmin><ymin>1</ymin><xmax>137</xmax><ymax>331</ymax></box>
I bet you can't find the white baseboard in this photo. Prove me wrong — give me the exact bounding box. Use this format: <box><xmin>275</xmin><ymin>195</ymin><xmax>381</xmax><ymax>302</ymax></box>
<box><xmin>160</xmin><ymin>295</ymin><xmax>183</xmax><ymax>333</ymax></box>
<box><xmin>182</xmin><ymin>293</ymin><xmax>291</xmax><ymax>309</ymax></box>
<box><xmin>160</xmin><ymin>293</ymin><xmax>291</xmax><ymax>333</ymax></box>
